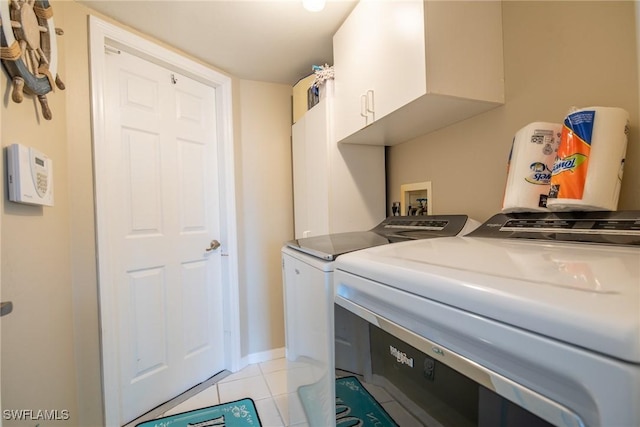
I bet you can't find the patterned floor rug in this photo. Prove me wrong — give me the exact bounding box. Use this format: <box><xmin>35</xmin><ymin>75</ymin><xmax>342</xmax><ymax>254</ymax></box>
<box><xmin>135</xmin><ymin>398</ymin><xmax>261</xmax><ymax>427</ymax></box>
<box><xmin>334</xmin><ymin>376</ymin><xmax>399</xmax><ymax>426</ymax></box>
<box><xmin>298</xmin><ymin>375</ymin><xmax>399</xmax><ymax>426</ymax></box>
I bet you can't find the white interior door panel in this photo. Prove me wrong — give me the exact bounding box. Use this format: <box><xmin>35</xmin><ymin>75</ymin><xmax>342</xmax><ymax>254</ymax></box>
<box><xmin>105</xmin><ymin>49</ymin><xmax>224</xmax><ymax>424</ymax></box>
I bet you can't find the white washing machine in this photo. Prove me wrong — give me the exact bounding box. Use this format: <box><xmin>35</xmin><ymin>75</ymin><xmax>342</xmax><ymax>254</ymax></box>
<box><xmin>333</xmin><ymin>211</ymin><xmax>640</xmax><ymax>427</ymax></box>
<box><xmin>281</xmin><ymin>215</ymin><xmax>480</xmax><ymax>426</ymax></box>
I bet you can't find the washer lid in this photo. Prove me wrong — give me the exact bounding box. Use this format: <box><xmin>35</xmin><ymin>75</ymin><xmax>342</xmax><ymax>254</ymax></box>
<box><xmin>286</xmin><ymin>231</ymin><xmax>390</xmax><ymax>261</ymax></box>
<box><xmin>335</xmin><ymin>236</ymin><xmax>640</xmax><ymax>363</ymax></box>
<box><xmin>286</xmin><ymin>215</ymin><xmax>478</xmax><ymax>260</ymax></box>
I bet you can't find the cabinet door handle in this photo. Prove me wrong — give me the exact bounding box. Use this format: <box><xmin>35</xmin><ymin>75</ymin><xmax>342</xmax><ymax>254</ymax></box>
<box><xmin>360</xmin><ymin>94</ymin><xmax>368</xmax><ymax>118</ymax></box>
<box><xmin>366</xmin><ymin>89</ymin><xmax>375</xmax><ymax>114</ymax></box>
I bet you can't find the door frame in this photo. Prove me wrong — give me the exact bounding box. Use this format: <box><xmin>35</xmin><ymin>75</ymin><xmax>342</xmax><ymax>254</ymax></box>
<box><xmin>88</xmin><ymin>16</ymin><xmax>240</xmax><ymax>426</ymax></box>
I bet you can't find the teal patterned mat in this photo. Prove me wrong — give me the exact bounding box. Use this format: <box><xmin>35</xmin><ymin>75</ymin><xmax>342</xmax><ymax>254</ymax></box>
<box><xmin>335</xmin><ymin>376</ymin><xmax>399</xmax><ymax>426</ymax></box>
<box><xmin>298</xmin><ymin>376</ymin><xmax>399</xmax><ymax>426</ymax></box>
<box><xmin>135</xmin><ymin>398</ymin><xmax>261</xmax><ymax>427</ymax></box>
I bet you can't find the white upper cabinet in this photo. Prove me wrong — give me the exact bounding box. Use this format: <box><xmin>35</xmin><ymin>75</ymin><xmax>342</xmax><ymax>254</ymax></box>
<box><xmin>333</xmin><ymin>0</ymin><xmax>505</xmax><ymax>145</ymax></box>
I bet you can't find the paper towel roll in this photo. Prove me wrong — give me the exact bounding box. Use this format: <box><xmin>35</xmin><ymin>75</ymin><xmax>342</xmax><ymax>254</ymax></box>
<box><xmin>502</xmin><ymin>122</ymin><xmax>562</xmax><ymax>213</ymax></box>
<box><xmin>547</xmin><ymin>106</ymin><xmax>629</xmax><ymax>211</ymax></box>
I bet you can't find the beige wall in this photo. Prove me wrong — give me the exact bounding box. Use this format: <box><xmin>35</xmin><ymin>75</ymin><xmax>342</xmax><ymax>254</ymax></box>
<box><xmin>0</xmin><ymin>3</ymin><xmax>79</xmax><ymax>424</ymax></box>
<box><xmin>387</xmin><ymin>1</ymin><xmax>639</xmax><ymax>222</ymax></box>
<box><xmin>61</xmin><ymin>2</ymin><xmax>103</xmax><ymax>424</ymax></box>
<box><xmin>236</xmin><ymin>80</ymin><xmax>293</xmax><ymax>357</ymax></box>
<box><xmin>1</xmin><ymin>1</ymin><xmax>293</xmax><ymax>426</ymax></box>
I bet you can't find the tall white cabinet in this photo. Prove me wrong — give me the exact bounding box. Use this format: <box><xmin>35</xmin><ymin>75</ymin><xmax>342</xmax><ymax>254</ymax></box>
<box><xmin>291</xmin><ymin>81</ymin><xmax>385</xmax><ymax>238</ymax></box>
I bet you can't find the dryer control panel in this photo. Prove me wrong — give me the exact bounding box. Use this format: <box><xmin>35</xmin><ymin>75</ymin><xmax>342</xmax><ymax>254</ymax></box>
<box><xmin>468</xmin><ymin>211</ymin><xmax>640</xmax><ymax>246</ymax></box>
<box><xmin>373</xmin><ymin>215</ymin><xmax>474</xmax><ymax>241</ymax></box>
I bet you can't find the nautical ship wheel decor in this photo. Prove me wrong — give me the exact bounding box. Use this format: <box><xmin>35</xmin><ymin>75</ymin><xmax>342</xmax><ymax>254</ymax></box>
<box><xmin>0</xmin><ymin>0</ymin><xmax>64</xmax><ymax>120</ymax></box>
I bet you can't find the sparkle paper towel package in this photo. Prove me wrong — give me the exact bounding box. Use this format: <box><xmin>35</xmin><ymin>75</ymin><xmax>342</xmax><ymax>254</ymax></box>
<box><xmin>502</xmin><ymin>122</ymin><xmax>562</xmax><ymax>212</ymax></box>
<box><xmin>547</xmin><ymin>106</ymin><xmax>629</xmax><ymax>211</ymax></box>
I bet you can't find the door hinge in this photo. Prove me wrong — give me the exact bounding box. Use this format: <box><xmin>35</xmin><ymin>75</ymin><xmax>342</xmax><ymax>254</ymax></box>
<box><xmin>104</xmin><ymin>45</ymin><xmax>121</xmax><ymax>55</ymax></box>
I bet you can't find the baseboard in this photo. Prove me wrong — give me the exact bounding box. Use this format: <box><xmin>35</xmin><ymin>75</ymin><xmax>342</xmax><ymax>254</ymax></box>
<box><xmin>240</xmin><ymin>347</ymin><xmax>286</xmax><ymax>367</ymax></box>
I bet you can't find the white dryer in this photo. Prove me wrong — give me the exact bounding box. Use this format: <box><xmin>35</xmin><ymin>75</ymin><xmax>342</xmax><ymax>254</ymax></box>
<box><xmin>334</xmin><ymin>211</ymin><xmax>640</xmax><ymax>427</ymax></box>
<box><xmin>281</xmin><ymin>215</ymin><xmax>480</xmax><ymax>426</ymax></box>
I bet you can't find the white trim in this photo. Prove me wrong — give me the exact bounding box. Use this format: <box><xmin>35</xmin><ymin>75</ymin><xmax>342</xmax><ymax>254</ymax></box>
<box><xmin>242</xmin><ymin>347</ymin><xmax>286</xmax><ymax>366</ymax></box>
<box><xmin>88</xmin><ymin>16</ymin><xmax>240</xmax><ymax>426</ymax></box>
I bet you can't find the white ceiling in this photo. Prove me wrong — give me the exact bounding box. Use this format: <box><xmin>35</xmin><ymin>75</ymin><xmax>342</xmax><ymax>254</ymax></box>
<box><xmin>78</xmin><ymin>0</ymin><xmax>357</xmax><ymax>85</ymax></box>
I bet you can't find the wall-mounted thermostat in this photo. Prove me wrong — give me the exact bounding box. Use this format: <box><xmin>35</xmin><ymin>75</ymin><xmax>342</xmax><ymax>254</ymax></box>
<box><xmin>7</xmin><ymin>143</ymin><xmax>54</xmax><ymax>206</ymax></box>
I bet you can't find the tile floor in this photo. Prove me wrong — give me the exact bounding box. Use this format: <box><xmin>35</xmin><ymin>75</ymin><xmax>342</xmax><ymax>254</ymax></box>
<box><xmin>161</xmin><ymin>358</ymin><xmax>289</xmax><ymax>426</ymax></box>
<box><xmin>158</xmin><ymin>357</ymin><xmax>423</xmax><ymax>427</ymax></box>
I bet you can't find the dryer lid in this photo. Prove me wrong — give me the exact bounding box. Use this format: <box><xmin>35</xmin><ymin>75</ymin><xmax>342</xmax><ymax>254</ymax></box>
<box><xmin>335</xmin><ymin>235</ymin><xmax>640</xmax><ymax>363</ymax></box>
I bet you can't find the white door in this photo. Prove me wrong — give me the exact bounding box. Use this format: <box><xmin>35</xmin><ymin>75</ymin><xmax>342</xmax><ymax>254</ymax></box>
<box><xmin>291</xmin><ymin>100</ymin><xmax>330</xmax><ymax>239</ymax></box>
<box><xmin>301</xmin><ymin>101</ymin><xmax>330</xmax><ymax>237</ymax></box>
<box><xmin>104</xmin><ymin>49</ymin><xmax>225</xmax><ymax>424</ymax></box>
<box><xmin>291</xmin><ymin>119</ymin><xmax>308</xmax><ymax>238</ymax></box>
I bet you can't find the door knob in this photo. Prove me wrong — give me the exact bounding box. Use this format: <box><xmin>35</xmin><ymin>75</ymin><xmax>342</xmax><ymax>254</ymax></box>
<box><xmin>206</xmin><ymin>240</ymin><xmax>221</xmax><ymax>252</ymax></box>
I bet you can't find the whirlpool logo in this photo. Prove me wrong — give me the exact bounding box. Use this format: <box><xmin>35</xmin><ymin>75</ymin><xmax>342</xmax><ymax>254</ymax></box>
<box><xmin>389</xmin><ymin>345</ymin><xmax>414</xmax><ymax>368</ymax></box>
<box><xmin>552</xmin><ymin>154</ymin><xmax>587</xmax><ymax>175</ymax></box>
